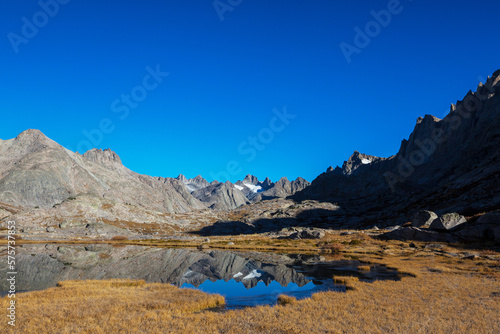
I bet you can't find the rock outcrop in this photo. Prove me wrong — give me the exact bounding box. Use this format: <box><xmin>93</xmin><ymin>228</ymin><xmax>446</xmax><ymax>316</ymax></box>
<box><xmin>237</xmin><ymin>175</ymin><xmax>311</xmax><ymax>202</ymax></box>
<box><xmin>176</xmin><ymin>174</ymin><xmax>211</xmax><ymax>193</ymax></box>
<box><xmin>411</xmin><ymin>210</ymin><xmax>438</xmax><ymax>228</ymax></box>
<box><xmin>192</xmin><ymin>181</ymin><xmax>250</xmax><ymax>210</ymax></box>
<box><xmin>0</xmin><ymin>130</ymin><xmax>206</xmax><ymax>213</ymax></box>
<box><xmin>296</xmin><ymin>69</ymin><xmax>500</xmax><ymax>237</ymax></box>
<box><xmin>429</xmin><ymin>213</ymin><xmax>467</xmax><ymax>231</ymax></box>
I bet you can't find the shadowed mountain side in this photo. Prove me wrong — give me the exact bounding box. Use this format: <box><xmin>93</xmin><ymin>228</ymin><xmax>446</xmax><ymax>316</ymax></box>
<box><xmin>294</xmin><ymin>69</ymin><xmax>500</xmax><ymax>226</ymax></box>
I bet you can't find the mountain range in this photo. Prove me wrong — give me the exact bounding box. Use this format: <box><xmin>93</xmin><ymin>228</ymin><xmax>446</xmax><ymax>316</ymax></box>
<box><xmin>296</xmin><ymin>69</ymin><xmax>500</xmax><ymax>225</ymax></box>
<box><xmin>0</xmin><ymin>130</ymin><xmax>309</xmax><ymax>219</ymax></box>
<box><xmin>0</xmin><ymin>69</ymin><xmax>499</xmax><ymax>241</ymax></box>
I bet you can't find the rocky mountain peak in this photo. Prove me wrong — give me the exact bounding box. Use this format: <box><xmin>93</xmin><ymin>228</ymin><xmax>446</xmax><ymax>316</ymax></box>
<box><xmin>262</xmin><ymin>177</ymin><xmax>273</xmax><ymax>188</ymax></box>
<box><xmin>12</xmin><ymin>129</ymin><xmax>56</xmax><ymax>149</ymax></box>
<box><xmin>176</xmin><ymin>174</ymin><xmax>188</xmax><ymax>183</ymax></box>
<box><xmin>243</xmin><ymin>174</ymin><xmax>259</xmax><ymax>185</ymax></box>
<box><xmin>275</xmin><ymin>177</ymin><xmax>290</xmax><ymax>186</ymax></box>
<box><xmin>16</xmin><ymin>128</ymin><xmax>45</xmax><ymax>139</ymax></box>
<box><xmin>192</xmin><ymin>175</ymin><xmax>206</xmax><ymax>183</ymax></box>
<box><xmin>83</xmin><ymin>148</ymin><xmax>122</xmax><ymax>167</ymax></box>
<box><xmin>341</xmin><ymin>151</ymin><xmax>382</xmax><ymax>176</ymax></box>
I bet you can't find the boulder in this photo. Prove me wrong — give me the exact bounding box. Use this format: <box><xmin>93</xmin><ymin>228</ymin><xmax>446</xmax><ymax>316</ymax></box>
<box><xmin>288</xmin><ymin>228</ymin><xmax>325</xmax><ymax>239</ymax></box>
<box><xmin>476</xmin><ymin>212</ymin><xmax>500</xmax><ymax>225</ymax></box>
<box><xmin>430</xmin><ymin>213</ymin><xmax>467</xmax><ymax>231</ymax></box>
<box><xmin>46</xmin><ymin>226</ymin><xmax>56</xmax><ymax>233</ymax></box>
<box><xmin>59</xmin><ymin>221</ymin><xmax>73</xmax><ymax>229</ymax></box>
<box><xmin>411</xmin><ymin>210</ymin><xmax>437</xmax><ymax>228</ymax></box>
<box><xmin>455</xmin><ymin>212</ymin><xmax>500</xmax><ymax>242</ymax></box>
<box><xmin>379</xmin><ymin>227</ymin><xmax>456</xmax><ymax>242</ymax></box>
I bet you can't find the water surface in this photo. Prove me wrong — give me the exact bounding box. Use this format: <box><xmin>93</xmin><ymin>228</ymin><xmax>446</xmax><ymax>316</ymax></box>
<box><xmin>0</xmin><ymin>244</ymin><xmax>401</xmax><ymax>308</ymax></box>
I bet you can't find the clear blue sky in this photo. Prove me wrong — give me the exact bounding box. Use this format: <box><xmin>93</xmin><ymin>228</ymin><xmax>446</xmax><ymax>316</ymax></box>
<box><xmin>1</xmin><ymin>0</ymin><xmax>499</xmax><ymax>182</ymax></box>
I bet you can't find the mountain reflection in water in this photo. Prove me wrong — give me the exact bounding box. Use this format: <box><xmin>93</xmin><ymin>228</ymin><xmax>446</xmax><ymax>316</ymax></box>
<box><xmin>0</xmin><ymin>244</ymin><xmax>401</xmax><ymax>308</ymax></box>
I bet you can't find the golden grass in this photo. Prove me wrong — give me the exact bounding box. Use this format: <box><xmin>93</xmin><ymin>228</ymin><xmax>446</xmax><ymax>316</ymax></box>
<box><xmin>357</xmin><ymin>265</ymin><xmax>371</xmax><ymax>272</ymax></box>
<box><xmin>1</xmin><ymin>231</ymin><xmax>499</xmax><ymax>333</ymax></box>
<box><xmin>2</xmin><ymin>261</ymin><xmax>498</xmax><ymax>334</ymax></box>
<box><xmin>0</xmin><ymin>279</ymin><xmax>224</xmax><ymax>334</ymax></box>
<box><xmin>277</xmin><ymin>294</ymin><xmax>297</xmax><ymax>306</ymax></box>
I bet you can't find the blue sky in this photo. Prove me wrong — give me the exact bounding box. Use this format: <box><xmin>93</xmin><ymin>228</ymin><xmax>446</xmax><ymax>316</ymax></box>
<box><xmin>1</xmin><ymin>0</ymin><xmax>499</xmax><ymax>182</ymax></box>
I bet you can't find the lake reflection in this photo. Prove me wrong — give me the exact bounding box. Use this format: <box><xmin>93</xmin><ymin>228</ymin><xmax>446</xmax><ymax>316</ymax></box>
<box><xmin>0</xmin><ymin>244</ymin><xmax>401</xmax><ymax>308</ymax></box>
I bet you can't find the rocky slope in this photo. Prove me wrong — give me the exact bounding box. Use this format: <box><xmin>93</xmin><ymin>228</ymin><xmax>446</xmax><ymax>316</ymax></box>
<box><xmin>234</xmin><ymin>174</ymin><xmax>310</xmax><ymax>202</ymax></box>
<box><xmin>0</xmin><ymin>130</ymin><xmax>205</xmax><ymax>213</ymax></box>
<box><xmin>297</xmin><ymin>69</ymin><xmax>500</xmax><ymax>229</ymax></box>
<box><xmin>191</xmin><ymin>181</ymin><xmax>250</xmax><ymax>210</ymax></box>
<box><xmin>251</xmin><ymin>177</ymin><xmax>311</xmax><ymax>202</ymax></box>
<box><xmin>176</xmin><ymin>174</ymin><xmax>211</xmax><ymax>192</ymax></box>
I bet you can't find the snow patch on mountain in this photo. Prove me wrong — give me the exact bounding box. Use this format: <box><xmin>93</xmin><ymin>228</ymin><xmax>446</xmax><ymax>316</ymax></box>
<box><xmin>243</xmin><ymin>183</ymin><xmax>262</xmax><ymax>193</ymax></box>
<box><xmin>243</xmin><ymin>269</ymin><xmax>262</xmax><ymax>280</ymax></box>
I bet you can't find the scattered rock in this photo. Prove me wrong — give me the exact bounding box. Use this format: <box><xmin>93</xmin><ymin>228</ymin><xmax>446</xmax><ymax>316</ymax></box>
<box><xmin>287</xmin><ymin>228</ymin><xmax>325</xmax><ymax>239</ymax></box>
<box><xmin>59</xmin><ymin>221</ymin><xmax>73</xmax><ymax>229</ymax></box>
<box><xmin>430</xmin><ymin>213</ymin><xmax>467</xmax><ymax>231</ymax></box>
<box><xmin>379</xmin><ymin>227</ymin><xmax>456</xmax><ymax>242</ymax></box>
<box><xmin>462</xmin><ymin>252</ymin><xmax>479</xmax><ymax>260</ymax></box>
<box><xmin>227</xmin><ymin>242</ymin><xmax>234</xmax><ymax>245</ymax></box>
<box><xmin>411</xmin><ymin>210</ymin><xmax>438</xmax><ymax>228</ymax></box>
<box><xmin>424</xmin><ymin>243</ymin><xmax>444</xmax><ymax>249</ymax></box>
<box><xmin>455</xmin><ymin>212</ymin><xmax>500</xmax><ymax>242</ymax></box>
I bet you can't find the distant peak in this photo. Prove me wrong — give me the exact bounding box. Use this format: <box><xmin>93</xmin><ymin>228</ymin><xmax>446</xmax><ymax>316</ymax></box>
<box><xmin>276</xmin><ymin>176</ymin><xmax>290</xmax><ymax>185</ymax></box>
<box><xmin>15</xmin><ymin>129</ymin><xmax>48</xmax><ymax>141</ymax></box>
<box><xmin>83</xmin><ymin>148</ymin><xmax>122</xmax><ymax>166</ymax></box>
<box><xmin>262</xmin><ymin>177</ymin><xmax>273</xmax><ymax>187</ymax></box>
<box><xmin>243</xmin><ymin>174</ymin><xmax>259</xmax><ymax>184</ymax></box>
<box><xmin>488</xmin><ymin>69</ymin><xmax>500</xmax><ymax>88</ymax></box>
<box><xmin>417</xmin><ymin>114</ymin><xmax>441</xmax><ymax>125</ymax></box>
<box><xmin>12</xmin><ymin>129</ymin><xmax>57</xmax><ymax>150</ymax></box>
<box><xmin>176</xmin><ymin>174</ymin><xmax>187</xmax><ymax>182</ymax></box>
<box><xmin>17</xmin><ymin>128</ymin><xmax>44</xmax><ymax>136</ymax></box>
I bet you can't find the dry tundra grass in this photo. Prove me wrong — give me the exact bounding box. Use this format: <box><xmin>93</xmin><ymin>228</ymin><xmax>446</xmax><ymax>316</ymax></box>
<box><xmin>1</xmin><ymin>251</ymin><xmax>499</xmax><ymax>334</ymax></box>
